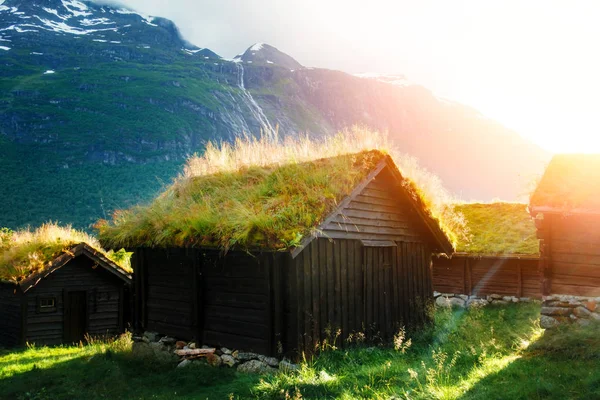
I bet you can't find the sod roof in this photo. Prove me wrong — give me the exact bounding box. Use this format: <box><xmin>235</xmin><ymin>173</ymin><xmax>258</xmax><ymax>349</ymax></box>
<box><xmin>454</xmin><ymin>203</ymin><xmax>539</xmax><ymax>256</ymax></box>
<box><xmin>0</xmin><ymin>224</ymin><xmax>132</xmax><ymax>284</ymax></box>
<box><xmin>530</xmin><ymin>154</ymin><xmax>600</xmax><ymax>214</ymax></box>
<box><xmin>98</xmin><ymin>150</ymin><xmax>454</xmax><ymax>252</ymax></box>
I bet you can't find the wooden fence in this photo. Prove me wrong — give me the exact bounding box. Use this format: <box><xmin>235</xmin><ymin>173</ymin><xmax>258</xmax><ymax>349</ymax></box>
<box><xmin>432</xmin><ymin>255</ymin><xmax>541</xmax><ymax>298</ymax></box>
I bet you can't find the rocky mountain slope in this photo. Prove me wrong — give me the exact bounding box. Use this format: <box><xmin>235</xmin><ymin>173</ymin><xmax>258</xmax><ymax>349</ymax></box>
<box><xmin>0</xmin><ymin>0</ymin><xmax>550</xmax><ymax>230</ymax></box>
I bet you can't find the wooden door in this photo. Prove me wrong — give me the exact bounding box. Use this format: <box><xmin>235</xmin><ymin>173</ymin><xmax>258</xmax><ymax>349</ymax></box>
<box><xmin>64</xmin><ymin>291</ymin><xmax>87</xmax><ymax>343</ymax></box>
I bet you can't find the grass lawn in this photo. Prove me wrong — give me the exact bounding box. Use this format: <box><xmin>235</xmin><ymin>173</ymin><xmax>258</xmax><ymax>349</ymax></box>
<box><xmin>1</xmin><ymin>302</ymin><xmax>599</xmax><ymax>399</ymax></box>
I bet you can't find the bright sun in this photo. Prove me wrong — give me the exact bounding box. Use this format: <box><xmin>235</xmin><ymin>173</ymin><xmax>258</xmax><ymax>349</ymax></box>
<box><xmin>312</xmin><ymin>0</ymin><xmax>600</xmax><ymax>154</ymax></box>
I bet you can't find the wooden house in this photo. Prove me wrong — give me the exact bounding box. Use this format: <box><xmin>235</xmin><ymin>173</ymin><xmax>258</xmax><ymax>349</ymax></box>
<box><xmin>102</xmin><ymin>150</ymin><xmax>453</xmax><ymax>356</ymax></box>
<box><xmin>0</xmin><ymin>243</ymin><xmax>131</xmax><ymax>347</ymax></box>
<box><xmin>530</xmin><ymin>154</ymin><xmax>600</xmax><ymax>296</ymax></box>
<box><xmin>432</xmin><ymin>203</ymin><xmax>541</xmax><ymax>299</ymax></box>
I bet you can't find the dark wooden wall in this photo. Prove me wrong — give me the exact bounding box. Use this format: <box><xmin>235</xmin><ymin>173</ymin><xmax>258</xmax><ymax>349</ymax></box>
<box><xmin>541</xmin><ymin>214</ymin><xmax>600</xmax><ymax>296</ymax></box>
<box><xmin>287</xmin><ymin>238</ymin><xmax>432</xmax><ymax>354</ymax></box>
<box><xmin>138</xmin><ymin>248</ymin><xmax>197</xmax><ymax>339</ymax></box>
<box><xmin>135</xmin><ymin>248</ymin><xmax>283</xmax><ymax>356</ymax></box>
<box><xmin>201</xmin><ymin>251</ymin><xmax>277</xmax><ymax>355</ymax></box>
<box><xmin>432</xmin><ymin>256</ymin><xmax>541</xmax><ymax>298</ymax></box>
<box><xmin>320</xmin><ymin>168</ymin><xmax>430</xmax><ymax>243</ymax></box>
<box><xmin>25</xmin><ymin>256</ymin><xmax>126</xmax><ymax>345</ymax></box>
<box><xmin>0</xmin><ymin>283</ymin><xmax>23</xmax><ymax>347</ymax></box>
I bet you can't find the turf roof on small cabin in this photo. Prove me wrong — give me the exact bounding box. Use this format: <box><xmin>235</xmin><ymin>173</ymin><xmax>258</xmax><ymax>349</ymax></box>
<box><xmin>530</xmin><ymin>154</ymin><xmax>600</xmax><ymax>215</ymax></box>
<box><xmin>454</xmin><ymin>202</ymin><xmax>539</xmax><ymax>257</ymax></box>
<box><xmin>98</xmin><ymin>150</ymin><xmax>453</xmax><ymax>253</ymax></box>
<box><xmin>0</xmin><ymin>224</ymin><xmax>132</xmax><ymax>285</ymax></box>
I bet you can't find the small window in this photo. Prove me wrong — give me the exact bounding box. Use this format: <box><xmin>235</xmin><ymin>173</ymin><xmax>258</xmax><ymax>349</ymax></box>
<box><xmin>37</xmin><ymin>296</ymin><xmax>57</xmax><ymax>313</ymax></box>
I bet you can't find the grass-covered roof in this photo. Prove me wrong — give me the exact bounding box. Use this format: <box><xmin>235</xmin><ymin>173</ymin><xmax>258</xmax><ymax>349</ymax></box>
<box><xmin>454</xmin><ymin>202</ymin><xmax>539</xmax><ymax>256</ymax></box>
<box><xmin>530</xmin><ymin>154</ymin><xmax>600</xmax><ymax>214</ymax></box>
<box><xmin>0</xmin><ymin>223</ymin><xmax>132</xmax><ymax>284</ymax></box>
<box><xmin>98</xmin><ymin>128</ymin><xmax>464</xmax><ymax>250</ymax></box>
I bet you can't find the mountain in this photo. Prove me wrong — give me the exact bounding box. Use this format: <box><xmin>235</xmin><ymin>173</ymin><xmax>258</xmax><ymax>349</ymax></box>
<box><xmin>234</xmin><ymin>42</ymin><xmax>303</xmax><ymax>70</ymax></box>
<box><xmin>0</xmin><ymin>0</ymin><xmax>551</xmax><ymax>230</ymax></box>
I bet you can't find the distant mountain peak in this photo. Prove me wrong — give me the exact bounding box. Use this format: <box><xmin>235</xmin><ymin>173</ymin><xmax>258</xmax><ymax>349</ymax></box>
<box><xmin>234</xmin><ymin>42</ymin><xmax>302</xmax><ymax>69</ymax></box>
<box><xmin>0</xmin><ymin>0</ymin><xmax>218</xmax><ymax>55</ymax></box>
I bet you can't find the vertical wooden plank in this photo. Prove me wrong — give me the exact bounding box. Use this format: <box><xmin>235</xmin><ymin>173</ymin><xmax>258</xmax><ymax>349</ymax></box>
<box><xmin>272</xmin><ymin>254</ymin><xmax>284</xmax><ymax>356</ymax></box>
<box><xmin>318</xmin><ymin>239</ymin><xmax>328</xmax><ymax>343</ymax></box>
<box><xmin>334</xmin><ymin>241</ymin><xmax>342</xmax><ymax>346</ymax></box>
<box><xmin>310</xmin><ymin>240</ymin><xmax>320</xmax><ymax>348</ymax></box>
<box><xmin>347</xmin><ymin>241</ymin><xmax>356</xmax><ymax>334</ymax></box>
<box><xmin>20</xmin><ymin>291</ymin><xmax>27</xmax><ymax>346</ymax></box>
<box><xmin>303</xmin><ymin>245</ymin><xmax>313</xmax><ymax>352</ymax></box>
<box><xmin>340</xmin><ymin>240</ymin><xmax>348</xmax><ymax>344</ymax></box>
<box><xmin>392</xmin><ymin>244</ymin><xmax>399</xmax><ymax>328</ymax></box>
<box><xmin>466</xmin><ymin>258</ymin><xmax>472</xmax><ymax>296</ymax></box>
<box><xmin>517</xmin><ymin>261</ymin><xmax>523</xmax><ymax>298</ymax></box>
<box><xmin>378</xmin><ymin>248</ymin><xmax>385</xmax><ymax>337</ymax></box>
<box><xmin>383</xmin><ymin>247</ymin><xmax>392</xmax><ymax>339</ymax></box>
<box><xmin>327</xmin><ymin>240</ymin><xmax>335</xmax><ymax>333</ymax></box>
<box><xmin>356</xmin><ymin>242</ymin><xmax>364</xmax><ymax>333</ymax></box>
<box><xmin>365</xmin><ymin>247</ymin><xmax>372</xmax><ymax>332</ymax></box>
<box><xmin>399</xmin><ymin>243</ymin><xmax>408</xmax><ymax>327</ymax></box>
<box><xmin>462</xmin><ymin>256</ymin><xmax>467</xmax><ymax>295</ymax></box>
<box><xmin>265</xmin><ymin>254</ymin><xmax>273</xmax><ymax>355</ymax></box>
<box><xmin>408</xmin><ymin>242</ymin><xmax>416</xmax><ymax>326</ymax></box>
<box><xmin>295</xmin><ymin>253</ymin><xmax>305</xmax><ymax>354</ymax></box>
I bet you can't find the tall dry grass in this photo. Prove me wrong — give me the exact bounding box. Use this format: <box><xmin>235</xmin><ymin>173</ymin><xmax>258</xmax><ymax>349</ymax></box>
<box><xmin>182</xmin><ymin>126</ymin><xmax>465</xmax><ymax>244</ymax></box>
<box><xmin>0</xmin><ymin>223</ymin><xmax>129</xmax><ymax>282</ymax></box>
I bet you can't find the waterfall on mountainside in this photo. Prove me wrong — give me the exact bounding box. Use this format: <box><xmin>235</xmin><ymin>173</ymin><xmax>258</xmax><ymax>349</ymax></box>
<box><xmin>235</xmin><ymin>63</ymin><xmax>276</xmax><ymax>139</ymax></box>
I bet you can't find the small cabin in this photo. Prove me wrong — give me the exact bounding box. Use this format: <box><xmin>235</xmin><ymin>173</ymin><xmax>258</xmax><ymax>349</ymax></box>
<box><xmin>0</xmin><ymin>243</ymin><xmax>131</xmax><ymax>347</ymax></box>
<box><xmin>530</xmin><ymin>154</ymin><xmax>600</xmax><ymax>297</ymax></box>
<box><xmin>101</xmin><ymin>150</ymin><xmax>453</xmax><ymax>356</ymax></box>
<box><xmin>433</xmin><ymin>203</ymin><xmax>541</xmax><ymax>299</ymax></box>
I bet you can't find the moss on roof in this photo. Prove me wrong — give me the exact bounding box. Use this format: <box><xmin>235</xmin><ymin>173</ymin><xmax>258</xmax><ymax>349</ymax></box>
<box><xmin>98</xmin><ymin>150</ymin><xmax>389</xmax><ymax>250</ymax></box>
<box><xmin>0</xmin><ymin>224</ymin><xmax>132</xmax><ymax>283</ymax></box>
<box><xmin>530</xmin><ymin>154</ymin><xmax>600</xmax><ymax>213</ymax></box>
<box><xmin>454</xmin><ymin>203</ymin><xmax>539</xmax><ymax>256</ymax></box>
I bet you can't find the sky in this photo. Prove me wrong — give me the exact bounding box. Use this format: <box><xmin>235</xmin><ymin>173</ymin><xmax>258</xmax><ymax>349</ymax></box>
<box><xmin>118</xmin><ymin>0</ymin><xmax>600</xmax><ymax>154</ymax></box>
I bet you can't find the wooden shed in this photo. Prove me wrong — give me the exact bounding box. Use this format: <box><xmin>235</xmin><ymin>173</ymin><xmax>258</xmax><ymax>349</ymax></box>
<box><xmin>433</xmin><ymin>203</ymin><xmax>541</xmax><ymax>298</ymax></box>
<box><xmin>530</xmin><ymin>154</ymin><xmax>600</xmax><ymax>296</ymax></box>
<box><xmin>101</xmin><ymin>150</ymin><xmax>453</xmax><ymax>356</ymax></box>
<box><xmin>0</xmin><ymin>243</ymin><xmax>131</xmax><ymax>347</ymax></box>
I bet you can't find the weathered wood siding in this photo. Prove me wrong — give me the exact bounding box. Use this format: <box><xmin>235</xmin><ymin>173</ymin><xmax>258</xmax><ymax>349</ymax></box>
<box><xmin>25</xmin><ymin>257</ymin><xmax>125</xmax><ymax>345</ymax></box>
<box><xmin>545</xmin><ymin>215</ymin><xmax>600</xmax><ymax>296</ymax></box>
<box><xmin>201</xmin><ymin>251</ymin><xmax>272</xmax><ymax>355</ymax></box>
<box><xmin>141</xmin><ymin>248</ymin><xmax>196</xmax><ymax>339</ymax></box>
<box><xmin>320</xmin><ymin>169</ymin><xmax>430</xmax><ymax>243</ymax></box>
<box><xmin>287</xmin><ymin>238</ymin><xmax>432</xmax><ymax>354</ymax></box>
<box><xmin>432</xmin><ymin>256</ymin><xmax>541</xmax><ymax>298</ymax></box>
<box><xmin>135</xmin><ymin>249</ymin><xmax>283</xmax><ymax>355</ymax></box>
<box><xmin>0</xmin><ymin>284</ymin><xmax>22</xmax><ymax>347</ymax></box>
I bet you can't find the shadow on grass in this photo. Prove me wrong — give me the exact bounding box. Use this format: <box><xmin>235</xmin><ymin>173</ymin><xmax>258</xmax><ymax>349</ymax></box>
<box><xmin>459</xmin><ymin>321</ymin><xmax>600</xmax><ymax>400</ymax></box>
<box><xmin>0</xmin><ymin>350</ymin><xmax>262</xmax><ymax>400</ymax></box>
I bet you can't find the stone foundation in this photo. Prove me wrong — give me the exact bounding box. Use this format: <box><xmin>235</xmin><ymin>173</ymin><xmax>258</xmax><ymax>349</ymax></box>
<box><xmin>131</xmin><ymin>331</ymin><xmax>298</xmax><ymax>374</ymax></box>
<box><xmin>434</xmin><ymin>291</ymin><xmax>534</xmax><ymax>309</ymax></box>
<box><xmin>540</xmin><ymin>295</ymin><xmax>600</xmax><ymax>328</ymax></box>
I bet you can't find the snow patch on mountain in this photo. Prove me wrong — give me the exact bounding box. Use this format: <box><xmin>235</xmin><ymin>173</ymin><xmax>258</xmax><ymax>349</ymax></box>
<box><xmin>0</xmin><ymin>45</ymin><xmax>9</xmax><ymax>50</ymax></box>
<box><xmin>43</xmin><ymin>70</ymin><xmax>55</xmax><ymax>74</ymax></box>
<box><xmin>250</xmin><ymin>42</ymin><xmax>264</xmax><ymax>52</ymax></box>
<box><xmin>61</xmin><ymin>0</ymin><xmax>92</xmax><ymax>17</ymax></box>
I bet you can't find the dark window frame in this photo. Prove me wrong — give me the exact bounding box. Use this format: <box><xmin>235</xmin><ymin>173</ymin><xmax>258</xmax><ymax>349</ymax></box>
<box><xmin>36</xmin><ymin>296</ymin><xmax>58</xmax><ymax>313</ymax></box>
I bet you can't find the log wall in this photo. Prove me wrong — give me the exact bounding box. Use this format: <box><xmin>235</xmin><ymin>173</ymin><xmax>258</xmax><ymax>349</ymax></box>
<box><xmin>0</xmin><ymin>283</ymin><xmax>22</xmax><ymax>347</ymax></box>
<box><xmin>432</xmin><ymin>256</ymin><xmax>541</xmax><ymax>299</ymax></box>
<box><xmin>287</xmin><ymin>238</ymin><xmax>432</xmax><ymax>354</ymax></box>
<box><xmin>546</xmin><ymin>215</ymin><xmax>600</xmax><ymax>296</ymax></box>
